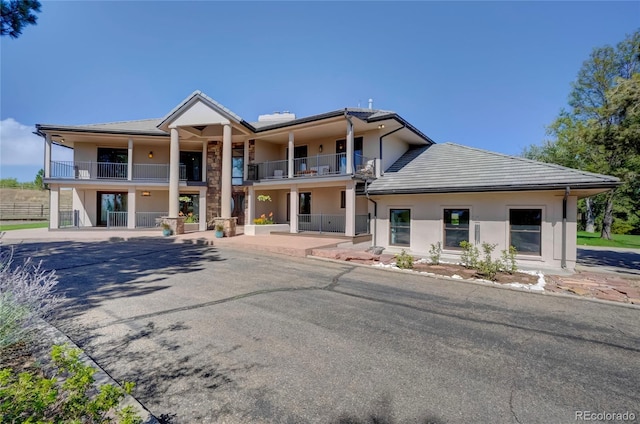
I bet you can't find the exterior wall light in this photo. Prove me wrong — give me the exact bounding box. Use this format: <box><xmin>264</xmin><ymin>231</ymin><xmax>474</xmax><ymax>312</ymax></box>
<box><xmin>141</xmin><ymin>191</ymin><xmax>151</xmax><ymax>197</ymax></box>
<box><xmin>319</xmin><ymin>144</ymin><xmax>323</xmax><ymax>153</ymax></box>
<box><xmin>148</xmin><ymin>151</ymin><xmax>153</xmax><ymax>158</ymax></box>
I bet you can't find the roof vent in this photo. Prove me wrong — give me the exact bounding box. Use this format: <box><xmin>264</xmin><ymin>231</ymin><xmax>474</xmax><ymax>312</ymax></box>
<box><xmin>258</xmin><ymin>112</ymin><xmax>296</xmax><ymax>123</ymax></box>
<box><xmin>368</xmin><ymin>98</ymin><xmax>373</xmax><ymax>110</ymax></box>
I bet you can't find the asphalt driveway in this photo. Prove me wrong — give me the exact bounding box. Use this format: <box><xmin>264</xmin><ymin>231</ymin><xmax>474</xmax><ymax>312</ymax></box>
<box><xmin>10</xmin><ymin>238</ymin><xmax>640</xmax><ymax>423</ymax></box>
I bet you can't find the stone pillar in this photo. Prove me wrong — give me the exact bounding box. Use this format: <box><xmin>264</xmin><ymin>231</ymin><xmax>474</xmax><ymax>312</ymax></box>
<box><xmin>247</xmin><ymin>186</ymin><xmax>255</xmax><ymax>223</ymax></box>
<box><xmin>346</xmin><ymin>119</ymin><xmax>354</xmax><ymax>174</ymax></box>
<box><xmin>169</xmin><ymin>127</ymin><xmax>180</xmax><ymax>217</ymax></box>
<box><xmin>202</xmin><ymin>140</ymin><xmax>208</xmax><ymax>182</ymax></box>
<box><xmin>288</xmin><ymin>132</ymin><xmax>294</xmax><ymax>178</ymax></box>
<box><xmin>290</xmin><ymin>185</ymin><xmax>298</xmax><ymax>233</ymax></box>
<box><xmin>345</xmin><ymin>180</ymin><xmax>356</xmax><ymax>236</ymax></box>
<box><xmin>44</xmin><ymin>134</ymin><xmax>51</xmax><ymax>179</ymax></box>
<box><xmin>127</xmin><ymin>187</ymin><xmax>136</xmax><ymax>229</ymax></box>
<box><xmin>127</xmin><ymin>138</ymin><xmax>133</xmax><ymax>181</ymax></box>
<box><xmin>206</xmin><ymin>141</ymin><xmax>222</xmax><ymax>226</ymax></box>
<box><xmin>49</xmin><ymin>185</ymin><xmax>59</xmax><ymax>229</ymax></box>
<box><xmin>221</xmin><ymin>123</ymin><xmax>232</xmax><ymax>218</ymax></box>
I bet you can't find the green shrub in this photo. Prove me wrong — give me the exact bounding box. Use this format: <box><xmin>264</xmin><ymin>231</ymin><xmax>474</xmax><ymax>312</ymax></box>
<box><xmin>500</xmin><ymin>246</ymin><xmax>518</xmax><ymax>274</ymax></box>
<box><xmin>611</xmin><ymin>219</ymin><xmax>634</xmax><ymax>235</ymax></box>
<box><xmin>477</xmin><ymin>243</ymin><xmax>499</xmax><ymax>280</ymax></box>
<box><xmin>460</xmin><ymin>241</ymin><xmax>519</xmax><ymax>280</ymax></box>
<box><xmin>428</xmin><ymin>242</ymin><xmax>442</xmax><ymax>265</ymax></box>
<box><xmin>459</xmin><ymin>241</ymin><xmax>479</xmax><ymax>268</ymax></box>
<box><xmin>394</xmin><ymin>249</ymin><xmax>414</xmax><ymax>269</ymax></box>
<box><xmin>0</xmin><ymin>344</ymin><xmax>141</xmax><ymax>423</ymax></box>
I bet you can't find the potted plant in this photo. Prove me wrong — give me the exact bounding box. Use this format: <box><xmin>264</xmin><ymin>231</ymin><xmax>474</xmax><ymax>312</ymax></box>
<box><xmin>161</xmin><ymin>222</ymin><xmax>172</xmax><ymax>237</ymax></box>
<box><xmin>214</xmin><ymin>223</ymin><xmax>224</xmax><ymax>238</ymax></box>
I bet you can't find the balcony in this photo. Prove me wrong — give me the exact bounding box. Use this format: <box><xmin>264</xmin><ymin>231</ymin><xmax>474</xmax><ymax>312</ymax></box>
<box><xmin>49</xmin><ymin>161</ymin><xmax>187</xmax><ymax>182</ymax></box>
<box><xmin>248</xmin><ymin>153</ymin><xmax>375</xmax><ymax>181</ymax></box>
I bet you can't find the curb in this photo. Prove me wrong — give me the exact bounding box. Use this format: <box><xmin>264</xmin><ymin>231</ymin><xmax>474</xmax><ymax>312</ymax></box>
<box><xmin>35</xmin><ymin>320</ymin><xmax>159</xmax><ymax>424</ymax></box>
<box><xmin>306</xmin><ymin>254</ymin><xmax>640</xmax><ymax>310</ymax></box>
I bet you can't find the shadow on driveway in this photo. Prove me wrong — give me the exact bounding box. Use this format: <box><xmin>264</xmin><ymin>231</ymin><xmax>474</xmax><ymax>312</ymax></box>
<box><xmin>577</xmin><ymin>247</ymin><xmax>640</xmax><ymax>275</ymax></box>
<box><xmin>9</xmin><ymin>237</ymin><xmax>223</xmax><ymax>321</ymax></box>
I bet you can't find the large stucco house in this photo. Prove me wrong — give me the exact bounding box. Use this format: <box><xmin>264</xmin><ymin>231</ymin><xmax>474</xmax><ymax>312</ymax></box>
<box><xmin>37</xmin><ymin>90</ymin><xmax>619</xmax><ymax>270</ymax></box>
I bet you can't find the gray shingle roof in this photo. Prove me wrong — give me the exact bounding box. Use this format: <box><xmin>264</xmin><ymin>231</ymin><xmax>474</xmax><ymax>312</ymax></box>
<box><xmin>367</xmin><ymin>143</ymin><xmax>620</xmax><ymax>194</ymax></box>
<box><xmin>37</xmin><ymin>119</ymin><xmax>167</xmax><ymax>136</ymax></box>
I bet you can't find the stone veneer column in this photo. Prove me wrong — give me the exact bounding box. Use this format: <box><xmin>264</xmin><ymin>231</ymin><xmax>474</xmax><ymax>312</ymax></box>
<box><xmin>206</xmin><ymin>140</ymin><xmax>222</xmax><ymax>227</ymax></box>
<box><xmin>169</xmin><ymin>127</ymin><xmax>180</xmax><ymax>217</ymax></box>
<box><xmin>221</xmin><ymin>123</ymin><xmax>232</xmax><ymax>218</ymax></box>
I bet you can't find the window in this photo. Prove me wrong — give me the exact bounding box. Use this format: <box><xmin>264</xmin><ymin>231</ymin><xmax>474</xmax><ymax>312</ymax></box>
<box><xmin>178</xmin><ymin>194</ymin><xmax>200</xmax><ymax>222</ymax></box>
<box><xmin>510</xmin><ymin>209</ymin><xmax>542</xmax><ymax>255</ymax></box>
<box><xmin>390</xmin><ymin>209</ymin><xmax>410</xmax><ymax>246</ymax></box>
<box><xmin>444</xmin><ymin>209</ymin><xmax>470</xmax><ymax>249</ymax></box>
<box><xmin>232</xmin><ymin>147</ymin><xmax>244</xmax><ymax>185</ymax></box>
<box><xmin>340</xmin><ymin>191</ymin><xmax>346</xmax><ymax>209</ymax></box>
<box><xmin>179</xmin><ymin>151</ymin><xmax>202</xmax><ymax>182</ymax></box>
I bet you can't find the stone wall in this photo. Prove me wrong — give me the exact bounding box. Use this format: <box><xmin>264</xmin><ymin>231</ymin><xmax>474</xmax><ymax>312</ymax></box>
<box><xmin>206</xmin><ymin>140</ymin><xmax>222</xmax><ymax>228</ymax></box>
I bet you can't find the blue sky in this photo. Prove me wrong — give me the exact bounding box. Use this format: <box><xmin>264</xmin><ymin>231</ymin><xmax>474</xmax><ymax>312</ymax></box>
<box><xmin>1</xmin><ymin>1</ymin><xmax>638</xmax><ymax>182</ymax></box>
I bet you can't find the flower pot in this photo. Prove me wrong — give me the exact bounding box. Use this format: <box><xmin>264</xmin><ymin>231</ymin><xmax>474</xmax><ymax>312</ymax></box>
<box><xmin>215</xmin><ymin>230</ymin><xmax>224</xmax><ymax>238</ymax></box>
<box><xmin>162</xmin><ymin>228</ymin><xmax>172</xmax><ymax>237</ymax></box>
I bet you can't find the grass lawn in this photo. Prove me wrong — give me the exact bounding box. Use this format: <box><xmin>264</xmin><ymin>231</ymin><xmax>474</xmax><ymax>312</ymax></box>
<box><xmin>0</xmin><ymin>222</ymin><xmax>48</xmax><ymax>231</ymax></box>
<box><xmin>577</xmin><ymin>231</ymin><xmax>640</xmax><ymax>249</ymax></box>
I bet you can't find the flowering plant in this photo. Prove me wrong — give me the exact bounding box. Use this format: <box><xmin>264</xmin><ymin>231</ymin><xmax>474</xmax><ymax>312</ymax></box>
<box><xmin>254</xmin><ymin>194</ymin><xmax>275</xmax><ymax>225</ymax></box>
<box><xmin>254</xmin><ymin>212</ymin><xmax>274</xmax><ymax>225</ymax></box>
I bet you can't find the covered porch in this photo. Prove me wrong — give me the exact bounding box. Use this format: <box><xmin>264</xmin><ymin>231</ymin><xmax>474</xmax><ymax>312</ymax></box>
<box><xmin>245</xmin><ymin>181</ymin><xmax>371</xmax><ymax>237</ymax></box>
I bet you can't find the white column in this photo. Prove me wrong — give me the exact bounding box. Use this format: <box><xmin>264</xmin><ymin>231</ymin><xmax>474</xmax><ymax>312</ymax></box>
<box><xmin>127</xmin><ymin>138</ymin><xmax>133</xmax><ymax>181</ymax></box>
<box><xmin>169</xmin><ymin>127</ymin><xmax>180</xmax><ymax>217</ymax></box>
<box><xmin>290</xmin><ymin>185</ymin><xmax>298</xmax><ymax>233</ymax></box>
<box><xmin>288</xmin><ymin>132</ymin><xmax>294</xmax><ymax>178</ymax></box>
<box><xmin>345</xmin><ymin>180</ymin><xmax>356</xmax><ymax>236</ymax></box>
<box><xmin>49</xmin><ymin>185</ymin><xmax>59</xmax><ymax>229</ymax></box>
<box><xmin>202</xmin><ymin>140</ymin><xmax>208</xmax><ymax>182</ymax></box>
<box><xmin>247</xmin><ymin>186</ymin><xmax>255</xmax><ymax>224</ymax></box>
<box><xmin>221</xmin><ymin>123</ymin><xmax>232</xmax><ymax>218</ymax></box>
<box><xmin>346</xmin><ymin>120</ymin><xmax>354</xmax><ymax>174</ymax></box>
<box><xmin>44</xmin><ymin>134</ymin><xmax>52</xmax><ymax>179</ymax></box>
<box><xmin>243</xmin><ymin>139</ymin><xmax>249</xmax><ymax>181</ymax></box>
<box><xmin>127</xmin><ymin>187</ymin><xmax>136</xmax><ymax>229</ymax></box>
<box><xmin>199</xmin><ymin>186</ymin><xmax>207</xmax><ymax>231</ymax></box>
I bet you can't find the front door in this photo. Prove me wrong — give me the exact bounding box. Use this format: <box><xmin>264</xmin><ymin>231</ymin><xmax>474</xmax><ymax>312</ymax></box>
<box><xmin>232</xmin><ymin>192</ymin><xmax>245</xmax><ymax>225</ymax></box>
<box><xmin>97</xmin><ymin>192</ymin><xmax>127</xmax><ymax>226</ymax></box>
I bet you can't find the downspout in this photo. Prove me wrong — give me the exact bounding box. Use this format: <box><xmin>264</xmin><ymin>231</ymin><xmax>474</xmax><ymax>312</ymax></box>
<box><xmin>561</xmin><ymin>186</ymin><xmax>570</xmax><ymax>269</ymax></box>
<box><xmin>365</xmin><ymin>179</ymin><xmax>378</xmax><ymax>248</ymax></box>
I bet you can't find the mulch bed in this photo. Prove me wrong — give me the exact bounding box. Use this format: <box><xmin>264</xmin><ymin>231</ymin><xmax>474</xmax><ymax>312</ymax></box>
<box><xmin>412</xmin><ymin>262</ymin><xmax>540</xmax><ymax>285</ymax></box>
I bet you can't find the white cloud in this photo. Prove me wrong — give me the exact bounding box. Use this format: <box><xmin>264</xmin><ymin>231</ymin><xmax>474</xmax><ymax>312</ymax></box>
<box><xmin>0</xmin><ymin>118</ymin><xmax>43</xmax><ymax>166</ymax></box>
<box><xmin>0</xmin><ymin>118</ymin><xmax>73</xmax><ymax>168</ymax></box>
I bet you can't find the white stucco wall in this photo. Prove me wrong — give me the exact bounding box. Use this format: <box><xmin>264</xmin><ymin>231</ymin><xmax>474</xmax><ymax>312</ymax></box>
<box><xmin>371</xmin><ymin>191</ymin><xmax>577</xmax><ymax>270</ymax></box>
<box><xmin>381</xmin><ymin>134</ymin><xmax>408</xmax><ymax>172</ymax></box>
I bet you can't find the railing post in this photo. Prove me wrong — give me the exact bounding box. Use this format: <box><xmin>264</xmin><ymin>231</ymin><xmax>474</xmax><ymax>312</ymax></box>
<box><xmin>319</xmin><ymin>213</ymin><xmax>322</xmax><ymax>234</ymax></box>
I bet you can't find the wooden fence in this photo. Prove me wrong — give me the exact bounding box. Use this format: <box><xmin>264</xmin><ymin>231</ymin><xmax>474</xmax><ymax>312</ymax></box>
<box><xmin>0</xmin><ymin>203</ymin><xmax>49</xmax><ymax>220</ymax></box>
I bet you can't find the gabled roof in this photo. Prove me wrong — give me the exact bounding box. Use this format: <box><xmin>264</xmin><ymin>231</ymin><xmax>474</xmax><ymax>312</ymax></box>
<box><xmin>157</xmin><ymin>90</ymin><xmax>255</xmax><ymax>132</ymax></box>
<box><xmin>367</xmin><ymin>143</ymin><xmax>620</xmax><ymax>194</ymax></box>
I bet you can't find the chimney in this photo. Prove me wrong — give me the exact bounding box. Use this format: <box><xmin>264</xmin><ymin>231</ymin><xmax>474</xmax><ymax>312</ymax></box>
<box><xmin>368</xmin><ymin>98</ymin><xmax>373</xmax><ymax>110</ymax></box>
